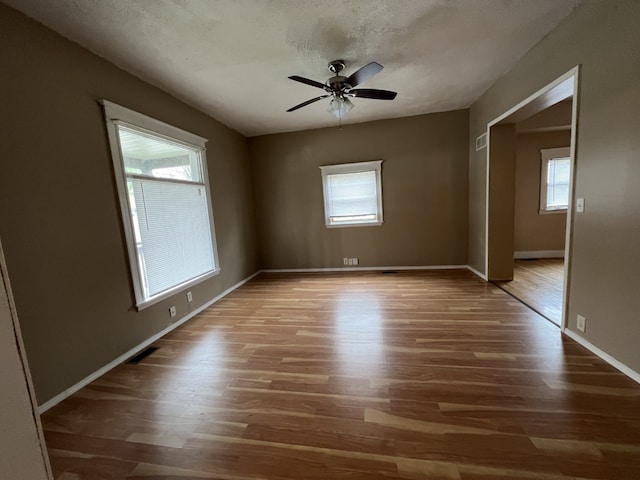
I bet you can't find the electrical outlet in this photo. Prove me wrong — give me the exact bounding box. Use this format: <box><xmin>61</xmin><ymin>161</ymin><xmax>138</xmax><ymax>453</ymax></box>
<box><xmin>343</xmin><ymin>257</ymin><xmax>349</xmax><ymax>265</ymax></box>
<box><xmin>352</xmin><ymin>257</ymin><xmax>359</xmax><ymax>265</ymax></box>
<box><xmin>576</xmin><ymin>197</ymin><xmax>585</xmax><ymax>213</ymax></box>
<box><xmin>169</xmin><ymin>305</ymin><xmax>177</xmax><ymax>318</ymax></box>
<box><xmin>186</xmin><ymin>291</ymin><xmax>193</xmax><ymax>302</ymax></box>
<box><xmin>577</xmin><ymin>314</ymin><xmax>586</xmax><ymax>332</ymax></box>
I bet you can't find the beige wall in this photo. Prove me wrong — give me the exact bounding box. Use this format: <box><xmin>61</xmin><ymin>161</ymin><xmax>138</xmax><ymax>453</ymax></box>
<box><xmin>487</xmin><ymin>124</ymin><xmax>516</xmax><ymax>280</ymax></box>
<box><xmin>514</xmin><ymin>131</ymin><xmax>570</xmax><ymax>253</ymax></box>
<box><xmin>468</xmin><ymin>1</ymin><xmax>640</xmax><ymax>372</ymax></box>
<box><xmin>0</xmin><ymin>4</ymin><xmax>258</xmax><ymax>404</ymax></box>
<box><xmin>516</xmin><ymin>99</ymin><xmax>573</xmax><ymax>133</ymax></box>
<box><xmin>249</xmin><ymin>111</ymin><xmax>469</xmax><ymax>269</ymax></box>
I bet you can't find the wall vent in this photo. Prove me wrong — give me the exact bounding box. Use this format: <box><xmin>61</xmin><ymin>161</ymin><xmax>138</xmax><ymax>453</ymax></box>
<box><xmin>127</xmin><ymin>346</ymin><xmax>159</xmax><ymax>364</ymax></box>
<box><xmin>476</xmin><ymin>132</ymin><xmax>487</xmax><ymax>151</ymax></box>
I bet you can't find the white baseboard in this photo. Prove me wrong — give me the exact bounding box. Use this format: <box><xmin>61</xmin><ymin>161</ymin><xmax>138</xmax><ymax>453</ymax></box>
<box><xmin>466</xmin><ymin>265</ymin><xmax>487</xmax><ymax>280</ymax></box>
<box><xmin>514</xmin><ymin>250</ymin><xmax>565</xmax><ymax>259</ymax></box>
<box><xmin>563</xmin><ymin>328</ymin><xmax>640</xmax><ymax>385</ymax></box>
<box><xmin>260</xmin><ymin>265</ymin><xmax>468</xmax><ymax>273</ymax></box>
<box><xmin>38</xmin><ymin>270</ymin><xmax>261</xmax><ymax>414</ymax></box>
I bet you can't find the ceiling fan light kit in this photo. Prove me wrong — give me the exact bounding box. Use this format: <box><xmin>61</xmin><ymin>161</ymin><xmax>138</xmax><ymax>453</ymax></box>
<box><xmin>327</xmin><ymin>96</ymin><xmax>354</xmax><ymax>119</ymax></box>
<box><xmin>287</xmin><ymin>60</ymin><xmax>397</xmax><ymax>118</ymax></box>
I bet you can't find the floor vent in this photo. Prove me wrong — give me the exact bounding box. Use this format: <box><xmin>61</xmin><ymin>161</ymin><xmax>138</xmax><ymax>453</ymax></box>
<box><xmin>127</xmin><ymin>346</ymin><xmax>159</xmax><ymax>364</ymax></box>
<box><xmin>382</xmin><ymin>271</ymin><xmax>398</xmax><ymax>274</ymax></box>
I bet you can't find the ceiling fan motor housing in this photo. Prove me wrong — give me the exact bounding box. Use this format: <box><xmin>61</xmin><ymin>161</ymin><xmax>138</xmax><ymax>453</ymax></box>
<box><xmin>327</xmin><ymin>60</ymin><xmax>351</xmax><ymax>94</ymax></box>
<box><xmin>327</xmin><ymin>76</ymin><xmax>351</xmax><ymax>94</ymax></box>
<box><xmin>328</xmin><ymin>60</ymin><xmax>345</xmax><ymax>74</ymax></box>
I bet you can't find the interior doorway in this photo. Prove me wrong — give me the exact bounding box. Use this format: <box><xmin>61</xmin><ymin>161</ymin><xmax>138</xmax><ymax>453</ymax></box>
<box><xmin>484</xmin><ymin>67</ymin><xmax>579</xmax><ymax>329</ymax></box>
<box><xmin>495</xmin><ymin>258</ymin><xmax>565</xmax><ymax>324</ymax></box>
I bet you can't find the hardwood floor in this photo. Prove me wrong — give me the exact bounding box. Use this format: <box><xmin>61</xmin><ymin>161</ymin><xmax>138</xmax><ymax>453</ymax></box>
<box><xmin>495</xmin><ymin>259</ymin><xmax>565</xmax><ymax>325</ymax></box>
<box><xmin>41</xmin><ymin>270</ymin><xmax>640</xmax><ymax>479</ymax></box>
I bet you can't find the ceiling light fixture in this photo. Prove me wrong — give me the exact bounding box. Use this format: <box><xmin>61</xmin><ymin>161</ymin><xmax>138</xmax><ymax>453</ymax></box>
<box><xmin>327</xmin><ymin>94</ymin><xmax>354</xmax><ymax>119</ymax></box>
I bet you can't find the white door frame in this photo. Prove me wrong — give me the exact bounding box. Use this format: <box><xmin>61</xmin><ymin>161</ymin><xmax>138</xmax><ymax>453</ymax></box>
<box><xmin>0</xmin><ymin>237</ymin><xmax>53</xmax><ymax>479</ymax></box>
<box><xmin>484</xmin><ymin>66</ymin><xmax>580</xmax><ymax>330</ymax></box>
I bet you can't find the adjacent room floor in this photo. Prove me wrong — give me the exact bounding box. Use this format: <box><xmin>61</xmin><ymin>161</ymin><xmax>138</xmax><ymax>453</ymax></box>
<box><xmin>494</xmin><ymin>258</ymin><xmax>565</xmax><ymax>325</ymax></box>
<box><xmin>41</xmin><ymin>270</ymin><xmax>640</xmax><ymax>479</ymax></box>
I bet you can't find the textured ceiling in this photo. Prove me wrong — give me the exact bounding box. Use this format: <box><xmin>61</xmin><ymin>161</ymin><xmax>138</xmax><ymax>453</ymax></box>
<box><xmin>5</xmin><ymin>0</ymin><xmax>580</xmax><ymax>137</ymax></box>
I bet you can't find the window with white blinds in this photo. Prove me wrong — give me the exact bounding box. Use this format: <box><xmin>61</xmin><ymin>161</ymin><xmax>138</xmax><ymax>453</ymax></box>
<box><xmin>540</xmin><ymin>147</ymin><xmax>571</xmax><ymax>213</ymax></box>
<box><xmin>101</xmin><ymin>100</ymin><xmax>219</xmax><ymax>309</ymax></box>
<box><xmin>320</xmin><ymin>160</ymin><xmax>383</xmax><ymax>227</ymax></box>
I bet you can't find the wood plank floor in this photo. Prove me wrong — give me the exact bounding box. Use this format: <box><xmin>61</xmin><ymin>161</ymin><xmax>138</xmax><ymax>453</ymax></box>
<box><xmin>41</xmin><ymin>270</ymin><xmax>640</xmax><ymax>479</ymax></box>
<box><xmin>495</xmin><ymin>259</ymin><xmax>565</xmax><ymax>325</ymax></box>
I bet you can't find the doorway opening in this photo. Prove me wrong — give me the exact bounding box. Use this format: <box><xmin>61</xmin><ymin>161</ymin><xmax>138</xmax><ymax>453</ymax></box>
<box><xmin>484</xmin><ymin>67</ymin><xmax>579</xmax><ymax>329</ymax></box>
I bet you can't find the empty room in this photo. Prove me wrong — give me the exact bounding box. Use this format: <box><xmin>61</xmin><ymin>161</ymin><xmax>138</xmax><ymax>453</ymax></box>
<box><xmin>1</xmin><ymin>1</ymin><xmax>639</xmax><ymax>479</ymax></box>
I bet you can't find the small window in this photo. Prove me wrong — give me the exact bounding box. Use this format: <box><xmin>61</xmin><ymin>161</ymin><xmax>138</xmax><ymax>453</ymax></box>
<box><xmin>320</xmin><ymin>160</ymin><xmax>383</xmax><ymax>227</ymax></box>
<box><xmin>101</xmin><ymin>100</ymin><xmax>219</xmax><ymax>309</ymax></box>
<box><xmin>540</xmin><ymin>147</ymin><xmax>571</xmax><ymax>213</ymax></box>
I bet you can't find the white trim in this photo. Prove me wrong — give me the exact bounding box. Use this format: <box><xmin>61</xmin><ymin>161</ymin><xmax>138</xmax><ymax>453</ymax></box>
<box><xmin>100</xmin><ymin>100</ymin><xmax>207</xmax><ymax>147</ymax></box>
<box><xmin>325</xmin><ymin>221</ymin><xmax>383</xmax><ymax>229</ymax></box>
<box><xmin>101</xmin><ymin>99</ymin><xmax>220</xmax><ymax>309</ymax></box>
<box><xmin>1</xmin><ymin>238</ymin><xmax>54</xmax><ymax>477</ymax></box>
<box><xmin>562</xmin><ymin>71</ymin><xmax>580</xmax><ymax>331</ymax></box>
<box><xmin>319</xmin><ymin>160</ymin><xmax>383</xmax><ymax>173</ymax></box>
<box><xmin>514</xmin><ymin>250</ymin><xmax>565</xmax><ymax>259</ymax></box>
<box><xmin>484</xmin><ymin>128</ymin><xmax>490</xmax><ymax>278</ymax></box>
<box><xmin>538</xmin><ymin>209</ymin><xmax>567</xmax><ymax>216</ymax></box>
<box><xmin>320</xmin><ymin>160</ymin><xmax>383</xmax><ymax>228</ymax></box>
<box><xmin>38</xmin><ymin>270</ymin><xmax>260</xmax><ymax>414</ymax></box>
<box><xmin>487</xmin><ymin>68</ymin><xmax>578</xmax><ymax>128</ymax></box>
<box><xmin>134</xmin><ymin>269</ymin><xmax>220</xmax><ymax>311</ymax></box>
<box><xmin>260</xmin><ymin>265</ymin><xmax>467</xmax><ymax>273</ymax></box>
<box><xmin>484</xmin><ymin>65</ymin><xmax>580</xmax><ymax>332</ymax></box>
<box><xmin>563</xmin><ymin>329</ymin><xmax>640</xmax><ymax>385</ymax></box>
<box><xmin>484</xmin><ymin>67</ymin><xmax>579</xmax><ymax>281</ymax></box>
<box><xmin>466</xmin><ymin>265</ymin><xmax>488</xmax><ymax>280</ymax></box>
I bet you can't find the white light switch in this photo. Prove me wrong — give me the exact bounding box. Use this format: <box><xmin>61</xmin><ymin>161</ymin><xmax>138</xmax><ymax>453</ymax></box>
<box><xmin>576</xmin><ymin>197</ymin><xmax>585</xmax><ymax>213</ymax></box>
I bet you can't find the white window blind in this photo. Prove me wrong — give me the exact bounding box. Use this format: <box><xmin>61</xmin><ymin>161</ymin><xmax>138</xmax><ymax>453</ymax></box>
<box><xmin>545</xmin><ymin>158</ymin><xmax>570</xmax><ymax>209</ymax></box>
<box><xmin>320</xmin><ymin>161</ymin><xmax>383</xmax><ymax>227</ymax></box>
<box><xmin>540</xmin><ymin>147</ymin><xmax>571</xmax><ymax>213</ymax></box>
<box><xmin>101</xmin><ymin>100</ymin><xmax>219</xmax><ymax>309</ymax></box>
<box><xmin>131</xmin><ymin>179</ymin><xmax>214</xmax><ymax>298</ymax></box>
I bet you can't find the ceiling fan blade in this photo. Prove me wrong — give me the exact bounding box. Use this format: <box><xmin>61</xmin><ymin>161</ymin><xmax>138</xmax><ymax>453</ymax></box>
<box><xmin>288</xmin><ymin>75</ymin><xmax>326</xmax><ymax>90</ymax></box>
<box><xmin>350</xmin><ymin>88</ymin><xmax>397</xmax><ymax>100</ymax></box>
<box><xmin>346</xmin><ymin>62</ymin><xmax>383</xmax><ymax>87</ymax></box>
<box><xmin>286</xmin><ymin>95</ymin><xmax>329</xmax><ymax>112</ymax></box>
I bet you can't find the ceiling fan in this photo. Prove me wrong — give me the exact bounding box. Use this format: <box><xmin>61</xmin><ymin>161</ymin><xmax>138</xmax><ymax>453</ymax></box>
<box><xmin>286</xmin><ymin>60</ymin><xmax>397</xmax><ymax>118</ymax></box>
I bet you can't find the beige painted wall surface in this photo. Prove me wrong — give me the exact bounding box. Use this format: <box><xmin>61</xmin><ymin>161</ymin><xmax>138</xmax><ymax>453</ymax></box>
<box><xmin>0</xmin><ymin>241</ymin><xmax>51</xmax><ymax>479</ymax></box>
<box><xmin>487</xmin><ymin>125</ymin><xmax>516</xmax><ymax>281</ymax></box>
<box><xmin>468</xmin><ymin>0</ymin><xmax>640</xmax><ymax>372</ymax></box>
<box><xmin>514</xmin><ymin>131</ymin><xmax>570</xmax><ymax>252</ymax></box>
<box><xmin>0</xmin><ymin>4</ymin><xmax>258</xmax><ymax>404</ymax></box>
<box><xmin>250</xmin><ymin>111</ymin><xmax>469</xmax><ymax>269</ymax></box>
<box><xmin>516</xmin><ymin>99</ymin><xmax>573</xmax><ymax>133</ymax></box>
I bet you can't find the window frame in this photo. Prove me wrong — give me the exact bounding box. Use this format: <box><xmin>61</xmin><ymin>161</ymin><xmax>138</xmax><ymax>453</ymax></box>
<box><xmin>539</xmin><ymin>147</ymin><xmax>571</xmax><ymax>215</ymax></box>
<box><xmin>319</xmin><ymin>160</ymin><xmax>383</xmax><ymax>228</ymax></box>
<box><xmin>101</xmin><ymin>100</ymin><xmax>220</xmax><ymax>310</ymax></box>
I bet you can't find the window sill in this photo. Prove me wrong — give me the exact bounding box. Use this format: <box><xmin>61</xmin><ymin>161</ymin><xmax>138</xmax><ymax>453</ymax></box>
<box><xmin>134</xmin><ymin>268</ymin><xmax>220</xmax><ymax>311</ymax></box>
<box><xmin>325</xmin><ymin>221</ymin><xmax>383</xmax><ymax>229</ymax></box>
<box><xmin>539</xmin><ymin>209</ymin><xmax>567</xmax><ymax>216</ymax></box>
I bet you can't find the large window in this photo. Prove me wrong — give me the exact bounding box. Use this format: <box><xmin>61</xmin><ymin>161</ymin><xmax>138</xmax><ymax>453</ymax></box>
<box><xmin>320</xmin><ymin>160</ymin><xmax>383</xmax><ymax>227</ymax></box>
<box><xmin>540</xmin><ymin>147</ymin><xmax>571</xmax><ymax>213</ymax></box>
<box><xmin>102</xmin><ymin>100</ymin><xmax>219</xmax><ymax>309</ymax></box>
